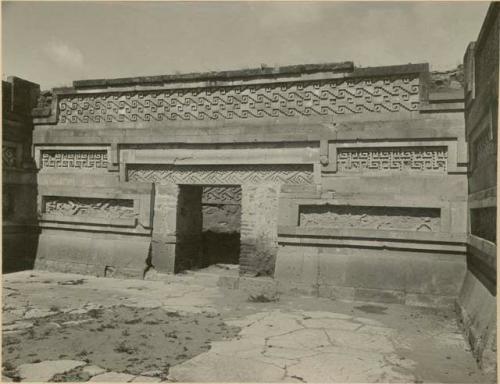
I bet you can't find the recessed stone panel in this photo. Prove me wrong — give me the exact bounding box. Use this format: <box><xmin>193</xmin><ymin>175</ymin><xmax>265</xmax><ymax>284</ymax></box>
<box><xmin>128</xmin><ymin>164</ymin><xmax>313</xmax><ymax>185</ymax></box>
<box><xmin>336</xmin><ymin>146</ymin><xmax>448</xmax><ymax>173</ymax></box>
<box><xmin>299</xmin><ymin>205</ymin><xmax>441</xmax><ymax>232</ymax></box>
<box><xmin>43</xmin><ymin>196</ymin><xmax>136</xmax><ymax>220</ymax></box>
<box><xmin>41</xmin><ymin>150</ymin><xmax>108</xmax><ymax>170</ymax></box>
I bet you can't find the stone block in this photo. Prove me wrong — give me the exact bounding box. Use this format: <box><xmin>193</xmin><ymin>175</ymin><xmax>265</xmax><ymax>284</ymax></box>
<box><xmin>238</xmin><ymin>276</ymin><xmax>278</xmax><ymax>297</ymax></box>
<box><xmin>274</xmin><ymin>245</ymin><xmax>318</xmax><ymax>286</ymax></box>
<box><xmin>318</xmin><ymin>284</ymin><xmax>356</xmax><ymax>301</ymax></box>
<box><xmin>354</xmin><ymin>287</ymin><xmax>406</xmax><ymax>304</ymax></box>
<box><xmin>151</xmin><ymin>241</ymin><xmax>176</xmax><ymax>274</ymax></box>
<box><xmin>217</xmin><ymin>275</ymin><xmax>239</xmax><ymax>290</ymax></box>
<box><xmin>404</xmin><ymin>293</ymin><xmax>456</xmax><ymax>309</ymax></box>
<box><xmin>457</xmin><ymin>270</ymin><xmax>497</xmax><ymax>373</ymax></box>
<box><xmin>276</xmin><ymin>280</ymin><xmax>318</xmax><ymax>296</ymax></box>
<box><xmin>35</xmin><ymin>231</ymin><xmax>150</xmax><ymax>276</ymax></box>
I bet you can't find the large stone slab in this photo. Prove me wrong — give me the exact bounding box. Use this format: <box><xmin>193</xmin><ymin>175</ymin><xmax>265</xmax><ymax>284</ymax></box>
<box><xmin>89</xmin><ymin>372</ymin><xmax>136</xmax><ymax>382</ymax></box>
<box><xmin>17</xmin><ymin>360</ymin><xmax>86</xmax><ymax>382</ymax></box>
<box><xmin>168</xmin><ymin>352</ymin><xmax>285</xmax><ymax>382</ymax></box>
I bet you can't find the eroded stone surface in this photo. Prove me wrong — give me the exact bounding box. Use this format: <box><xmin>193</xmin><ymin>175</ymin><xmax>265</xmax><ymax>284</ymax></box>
<box><xmin>81</xmin><ymin>365</ymin><xmax>107</xmax><ymax>377</ymax></box>
<box><xmin>88</xmin><ymin>372</ymin><xmax>136</xmax><ymax>382</ymax></box>
<box><xmin>2</xmin><ymin>270</ymin><xmax>494</xmax><ymax>383</ymax></box>
<box><xmin>17</xmin><ymin>360</ymin><xmax>86</xmax><ymax>382</ymax></box>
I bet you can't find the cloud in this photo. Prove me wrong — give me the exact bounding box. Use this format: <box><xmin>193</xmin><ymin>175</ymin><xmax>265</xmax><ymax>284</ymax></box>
<box><xmin>43</xmin><ymin>40</ymin><xmax>84</xmax><ymax>70</ymax></box>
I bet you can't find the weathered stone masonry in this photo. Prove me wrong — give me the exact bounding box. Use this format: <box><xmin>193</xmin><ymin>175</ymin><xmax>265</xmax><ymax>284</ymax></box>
<box><xmin>31</xmin><ymin>61</ymin><xmax>468</xmax><ymax>308</ymax></box>
<box><xmin>456</xmin><ymin>3</ymin><xmax>498</xmax><ymax>374</ymax></box>
<box><xmin>3</xmin><ymin>77</ymin><xmax>40</xmax><ymax>272</ymax></box>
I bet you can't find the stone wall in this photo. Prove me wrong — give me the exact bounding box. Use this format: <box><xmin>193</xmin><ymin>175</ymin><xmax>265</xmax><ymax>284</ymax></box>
<box><xmin>35</xmin><ymin>181</ymin><xmax>153</xmax><ymax>278</ymax></box>
<box><xmin>31</xmin><ymin>61</ymin><xmax>468</xmax><ymax>306</ymax></box>
<box><xmin>3</xmin><ymin>77</ymin><xmax>40</xmax><ymax>272</ymax></box>
<box><xmin>240</xmin><ymin>184</ymin><xmax>280</xmax><ymax>276</ymax></box>
<box><xmin>457</xmin><ymin>3</ymin><xmax>498</xmax><ymax>373</ymax></box>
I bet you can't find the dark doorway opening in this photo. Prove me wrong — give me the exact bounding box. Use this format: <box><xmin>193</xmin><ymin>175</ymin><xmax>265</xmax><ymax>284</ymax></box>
<box><xmin>175</xmin><ymin>185</ymin><xmax>241</xmax><ymax>273</ymax></box>
<box><xmin>200</xmin><ymin>185</ymin><xmax>241</xmax><ymax>267</ymax></box>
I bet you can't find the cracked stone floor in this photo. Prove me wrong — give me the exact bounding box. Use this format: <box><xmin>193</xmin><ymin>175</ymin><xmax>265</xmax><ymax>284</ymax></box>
<box><xmin>2</xmin><ymin>267</ymin><xmax>495</xmax><ymax>383</ymax></box>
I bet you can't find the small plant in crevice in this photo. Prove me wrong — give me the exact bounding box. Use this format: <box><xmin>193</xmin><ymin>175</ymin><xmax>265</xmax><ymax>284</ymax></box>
<box><xmin>114</xmin><ymin>340</ymin><xmax>137</xmax><ymax>355</ymax></box>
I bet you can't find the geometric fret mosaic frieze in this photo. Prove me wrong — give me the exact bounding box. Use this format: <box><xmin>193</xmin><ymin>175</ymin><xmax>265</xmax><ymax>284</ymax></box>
<box><xmin>202</xmin><ymin>186</ymin><xmax>242</xmax><ymax>204</ymax></box>
<box><xmin>41</xmin><ymin>150</ymin><xmax>108</xmax><ymax>170</ymax></box>
<box><xmin>336</xmin><ymin>146</ymin><xmax>448</xmax><ymax>173</ymax></box>
<box><xmin>58</xmin><ymin>76</ymin><xmax>420</xmax><ymax>123</ymax></box>
<box><xmin>127</xmin><ymin>164</ymin><xmax>314</xmax><ymax>185</ymax></box>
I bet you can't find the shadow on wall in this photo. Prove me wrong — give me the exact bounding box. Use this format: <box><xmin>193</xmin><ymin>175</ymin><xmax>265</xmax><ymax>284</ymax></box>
<box><xmin>2</xmin><ymin>233</ymin><xmax>39</xmax><ymax>273</ymax></box>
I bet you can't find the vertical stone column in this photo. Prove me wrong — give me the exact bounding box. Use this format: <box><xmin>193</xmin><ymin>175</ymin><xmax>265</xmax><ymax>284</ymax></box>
<box><xmin>240</xmin><ymin>183</ymin><xmax>280</xmax><ymax>276</ymax></box>
<box><xmin>151</xmin><ymin>183</ymin><xmax>179</xmax><ymax>273</ymax></box>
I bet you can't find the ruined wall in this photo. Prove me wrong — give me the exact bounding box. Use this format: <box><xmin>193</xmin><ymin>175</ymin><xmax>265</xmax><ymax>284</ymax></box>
<box><xmin>35</xmin><ymin>181</ymin><xmax>153</xmax><ymax>278</ymax></box>
<box><xmin>32</xmin><ymin>61</ymin><xmax>468</xmax><ymax>298</ymax></box>
<box><xmin>3</xmin><ymin>77</ymin><xmax>40</xmax><ymax>272</ymax></box>
<box><xmin>457</xmin><ymin>3</ymin><xmax>498</xmax><ymax>373</ymax></box>
<box><xmin>275</xmin><ymin>69</ymin><xmax>468</xmax><ymax>307</ymax></box>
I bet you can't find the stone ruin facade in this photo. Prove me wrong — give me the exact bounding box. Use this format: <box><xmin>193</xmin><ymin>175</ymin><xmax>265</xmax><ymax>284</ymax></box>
<box><xmin>28</xmin><ymin>60</ymin><xmax>470</xmax><ymax>307</ymax></box>
<box><xmin>3</xmin><ymin>3</ymin><xmax>498</xmax><ymax>372</ymax></box>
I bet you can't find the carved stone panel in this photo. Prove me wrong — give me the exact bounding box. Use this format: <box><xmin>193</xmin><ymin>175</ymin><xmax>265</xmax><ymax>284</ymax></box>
<box><xmin>3</xmin><ymin>145</ymin><xmax>17</xmax><ymax>168</ymax></box>
<box><xmin>58</xmin><ymin>76</ymin><xmax>420</xmax><ymax>124</ymax></box>
<box><xmin>44</xmin><ymin>197</ymin><xmax>136</xmax><ymax>219</ymax></box>
<box><xmin>202</xmin><ymin>186</ymin><xmax>242</xmax><ymax>204</ymax></box>
<box><xmin>337</xmin><ymin>146</ymin><xmax>448</xmax><ymax>173</ymax></box>
<box><xmin>127</xmin><ymin>164</ymin><xmax>313</xmax><ymax>185</ymax></box>
<box><xmin>299</xmin><ymin>205</ymin><xmax>441</xmax><ymax>232</ymax></box>
<box><xmin>41</xmin><ymin>150</ymin><xmax>108</xmax><ymax>170</ymax></box>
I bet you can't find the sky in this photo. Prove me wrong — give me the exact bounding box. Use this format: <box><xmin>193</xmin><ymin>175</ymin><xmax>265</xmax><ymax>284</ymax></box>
<box><xmin>2</xmin><ymin>1</ymin><xmax>490</xmax><ymax>90</ymax></box>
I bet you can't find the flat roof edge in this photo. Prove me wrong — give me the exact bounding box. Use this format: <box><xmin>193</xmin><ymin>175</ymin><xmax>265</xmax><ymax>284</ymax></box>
<box><xmin>70</xmin><ymin>62</ymin><xmax>430</xmax><ymax>90</ymax></box>
<box><xmin>72</xmin><ymin>61</ymin><xmax>355</xmax><ymax>89</ymax></box>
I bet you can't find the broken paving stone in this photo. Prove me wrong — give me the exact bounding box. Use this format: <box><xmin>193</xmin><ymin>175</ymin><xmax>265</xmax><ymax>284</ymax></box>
<box><xmin>68</xmin><ymin>308</ymin><xmax>91</xmax><ymax>315</ymax></box>
<box><xmin>3</xmin><ymin>321</ymin><xmax>33</xmax><ymax>332</ymax></box>
<box><xmin>61</xmin><ymin>319</ymin><xmax>94</xmax><ymax>327</ymax></box>
<box><xmin>23</xmin><ymin>308</ymin><xmax>58</xmax><ymax>319</ymax></box>
<box><xmin>131</xmin><ymin>375</ymin><xmax>162</xmax><ymax>382</ymax></box>
<box><xmin>17</xmin><ymin>360</ymin><xmax>87</xmax><ymax>382</ymax></box>
<box><xmin>140</xmin><ymin>370</ymin><xmax>163</xmax><ymax>377</ymax></box>
<box><xmin>81</xmin><ymin>365</ymin><xmax>107</xmax><ymax>377</ymax></box>
<box><xmin>89</xmin><ymin>372</ymin><xmax>136</xmax><ymax>382</ymax></box>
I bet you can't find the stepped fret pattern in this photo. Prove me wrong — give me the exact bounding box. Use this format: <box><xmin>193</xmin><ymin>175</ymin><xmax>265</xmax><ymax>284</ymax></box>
<box><xmin>58</xmin><ymin>76</ymin><xmax>420</xmax><ymax>123</ymax></box>
<box><xmin>337</xmin><ymin>146</ymin><xmax>448</xmax><ymax>173</ymax></box>
<box><xmin>128</xmin><ymin>164</ymin><xmax>313</xmax><ymax>185</ymax></box>
<box><xmin>202</xmin><ymin>186</ymin><xmax>242</xmax><ymax>204</ymax></box>
<box><xmin>41</xmin><ymin>150</ymin><xmax>108</xmax><ymax>170</ymax></box>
